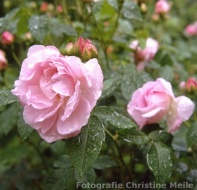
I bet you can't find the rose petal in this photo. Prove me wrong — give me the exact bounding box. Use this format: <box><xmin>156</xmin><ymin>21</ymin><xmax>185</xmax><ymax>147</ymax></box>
<box><xmin>167</xmin><ymin>96</ymin><xmax>195</xmax><ymax>132</ymax></box>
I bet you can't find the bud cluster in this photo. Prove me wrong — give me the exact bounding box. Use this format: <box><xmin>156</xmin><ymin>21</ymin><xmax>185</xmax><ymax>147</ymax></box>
<box><xmin>64</xmin><ymin>37</ymin><xmax>98</xmax><ymax>61</ymax></box>
<box><xmin>179</xmin><ymin>78</ymin><xmax>197</xmax><ymax>93</ymax></box>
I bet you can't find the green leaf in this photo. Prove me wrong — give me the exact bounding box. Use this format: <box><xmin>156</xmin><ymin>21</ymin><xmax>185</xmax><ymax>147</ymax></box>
<box><xmin>0</xmin><ymin>8</ymin><xmax>19</xmax><ymax>33</ymax></box>
<box><xmin>148</xmin><ymin>130</ymin><xmax>173</xmax><ymax>146</ymax></box>
<box><xmin>100</xmin><ymin>76</ymin><xmax>121</xmax><ymax>99</ymax></box>
<box><xmin>147</xmin><ymin>142</ymin><xmax>173</xmax><ymax>183</ymax></box>
<box><xmin>121</xmin><ymin>64</ymin><xmax>152</xmax><ymax>101</ymax></box>
<box><xmin>92</xmin><ymin>155</ymin><xmax>117</xmax><ymax>170</ymax></box>
<box><xmin>159</xmin><ymin>65</ymin><xmax>174</xmax><ymax>82</ymax></box>
<box><xmin>0</xmin><ymin>90</ymin><xmax>17</xmax><ymax>109</ymax></box>
<box><xmin>107</xmin><ymin>0</ymin><xmax>119</xmax><ymax>10</ymax></box>
<box><xmin>28</xmin><ymin>15</ymin><xmax>49</xmax><ymax>42</ymax></box>
<box><xmin>0</xmin><ymin>103</ymin><xmax>19</xmax><ymax>134</ymax></box>
<box><xmin>43</xmin><ymin>168</ymin><xmax>74</xmax><ymax>190</ymax></box>
<box><xmin>66</xmin><ymin>115</ymin><xmax>105</xmax><ymax>176</ymax></box>
<box><xmin>17</xmin><ymin>107</ymin><xmax>33</xmax><ymax>140</ymax></box>
<box><xmin>172</xmin><ymin>125</ymin><xmax>188</xmax><ymax>151</ymax></box>
<box><xmin>49</xmin><ymin>18</ymin><xmax>76</xmax><ymax>37</ymax></box>
<box><xmin>93</xmin><ymin>106</ymin><xmax>137</xmax><ymax>129</ymax></box>
<box><xmin>121</xmin><ymin>0</ymin><xmax>142</xmax><ymax>21</ymax></box>
<box><xmin>187</xmin><ymin>122</ymin><xmax>197</xmax><ymax>147</ymax></box>
<box><xmin>75</xmin><ymin>167</ymin><xmax>96</xmax><ymax>183</ymax></box>
<box><xmin>118</xmin><ymin>128</ymin><xmax>149</xmax><ymax>145</ymax></box>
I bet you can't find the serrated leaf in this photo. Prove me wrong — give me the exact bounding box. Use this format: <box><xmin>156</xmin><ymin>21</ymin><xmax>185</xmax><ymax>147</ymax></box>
<box><xmin>66</xmin><ymin>115</ymin><xmax>105</xmax><ymax>176</ymax></box>
<box><xmin>121</xmin><ymin>0</ymin><xmax>142</xmax><ymax>21</ymax></box>
<box><xmin>0</xmin><ymin>90</ymin><xmax>17</xmax><ymax>108</ymax></box>
<box><xmin>121</xmin><ymin>64</ymin><xmax>152</xmax><ymax>101</ymax></box>
<box><xmin>17</xmin><ymin>107</ymin><xmax>33</xmax><ymax>140</ymax></box>
<box><xmin>147</xmin><ymin>142</ymin><xmax>173</xmax><ymax>183</ymax></box>
<box><xmin>43</xmin><ymin>168</ymin><xmax>74</xmax><ymax>190</ymax></box>
<box><xmin>93</xmin><ymin>106</ymin><xmax>137</xmax><ymax>129</ymax></box>
<box><xmin>28</xmin><ymin>15</ymin><xmax>49</xmax><ymax>42</ymax></box>
<box><xmin>187</xmin><ymin>122</ymin><xmax>197</xmax><ymax>147</ymax></box>
<box><xmin>118</xmin><ymin>128</ymin><xmax>149</xmax><ymax>145</ymax></box>
<box><xmin>159</xmin><ymin>65</ymin><xmax>174</xmax><ymax>82</ymax></box>
<box><xmin>92</xmin><ymin>155</ymin><xmax>117</xmax><ymax>170</ymax></box>
<box><xmin>0</xmin><ymin>103</ymin><xmax>19</xmax><ymax>134</ymax></box>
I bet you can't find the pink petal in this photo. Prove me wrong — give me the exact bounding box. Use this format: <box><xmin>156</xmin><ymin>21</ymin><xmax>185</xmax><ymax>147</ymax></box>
<box><xmin>167</xmin><ymin>96</ymin><xmax>195</xmax><ymax>132</ymax></box>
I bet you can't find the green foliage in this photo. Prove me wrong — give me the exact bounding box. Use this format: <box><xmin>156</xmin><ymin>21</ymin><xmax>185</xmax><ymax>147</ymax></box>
<box><xmin>93</xmin><ymin>106</ymin><xmax>137</xmax><ymax>129</ymax></box>
<box><xmin>66</xmin><ymin>115</ymin><xmax>105</xmax><ymax>176</ymax></box>
<box><xmin>121</xmin><ymin>64</ymin><xmax>152</xmax><ymax>101</ymax></box>
<box><xmin>147</xmin><ymin>142</ymin><xmax>173</xmax><ymax>183</ymax></box>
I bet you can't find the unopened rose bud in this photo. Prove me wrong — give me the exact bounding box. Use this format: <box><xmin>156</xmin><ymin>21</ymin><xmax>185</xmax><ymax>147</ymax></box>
<box><xmin>48</xmin><ymin>3</ymin><xmax>54</xmax><ymax>11</ymax></box>
<box><xmin>140</xmin><ymin>3</ymin><xmax>147</xmax><ymax>13</ymax></box>
<box><xmin>1</xmin><ymin>31</ymin><xmax>14</xmax><ymax>45</ymax></box>
<box><xmin>64</xmin><ymin>42</ymin><xmax>75</xmax><ymax>55</ymax></box>
<box><xmin>40</xmin><ymin>2</ymin><xmax>48</xmax><ymax>12</ymax></box>
<box><xmin>4</xmin><ymin>0</ymin><xmax>11</xmax><ymax>9</ymax></box>
<box><xmin>155</xmin><ymin>0</ymin><xmax>170</xmax><ymax>15</ymax></box>
<box><xmin>152</xmin><ymin>13</ymin><xmax>160</xmax><ymax>22</ymax></box>
<box><xmin>184</xmin><ymin>22</ymin><xmax>197</xmax><ymax>37</ymax></box>
<box><xmin>82</xmin><ymin>41</ymin><xmax>98</xmax><ymax>61</ymax></box>
<box><xmin>25</xmin><ymin>32</ymin><xmax>32</xmax><ymax>41</ymax></box>
<box><xmin>56</xmin><ymin>5</ymin><xmax>63</xmax><ymax>13</ymax></box>
<box><xmin>179</xmin><ymin>78</ymin><xmax>197</xmax><ymax>93</ymax></box>
<box><xmin>74</xmin><ymin>37</ymin><xmax>85</xmax><ymax>54</ymax></box>
<box><xmin>0</xmin><ymin>50</ymin><xmax>8</xmax><ymax>70</ymax></box>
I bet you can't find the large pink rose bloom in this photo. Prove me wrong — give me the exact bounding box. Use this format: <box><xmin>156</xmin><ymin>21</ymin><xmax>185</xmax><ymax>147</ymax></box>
<box><xmin>127</xmin><ymin>78</ymin><xmax>195</xmax><ymax>133</ymax></box>
<box><xmin>155</xmin><ymin>0</ymin><xmax>171</xmax><ymax>14</ymax></box>
<box><xmin>12</xmin><ymin>45</ymin><xmax>103</xmax><ymax>143</ymax></box>
<box><xmin>130</xmin><ymin>38</ymin><xmax>159</xmax><ymax>70</ymax></box>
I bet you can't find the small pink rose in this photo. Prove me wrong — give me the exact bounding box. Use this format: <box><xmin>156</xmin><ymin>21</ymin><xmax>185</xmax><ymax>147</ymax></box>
<box><xmin>184</xmin><ymin>22</ymin><xmax>197</xmax><ymax>36</ymax></box>
<box><xmin>130</xmin><ymin>38</ymin><xmax>159</xmax><ymax>70</ymax></box>
<box><xmin>127</xmin><ymin>78</ymin><xmax>194</xmax><ymax>133</ymax></box>
<box><xmin>155</xmin><ymin>0</ymin><xmax>171</xmax><ymax>14</ymax></box>
<box><xmin>12</xmin><ymin>45</ymin><xmax>103</xmax><ymax>143</ymax></box>
<box><xmin>0</xmin><ymin>50</ymin><xmax>8</xmax><ymax>70</ymax></box>
<box><xmin>1</xmin><ymin>31</ymin><xmax>15</xmax><ymax>45</ymax></box>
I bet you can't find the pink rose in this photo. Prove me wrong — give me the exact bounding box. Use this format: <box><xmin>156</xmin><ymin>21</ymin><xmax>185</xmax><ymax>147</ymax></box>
<box><xmin>184</xmin><ymin>22</ymin><xmax>197</xmax><ymax>36</ymax></box>
<box><xmin>0</xmin><ymin>50</ymin><xmax>8</xmax><ymax>70</ymax></box>
<box><xmin>127</xmin><ymin>78</ymin><xmax>195</xmax><ymax>133</ymax></box>
<box><xmin>12</xmin><ymin>45</ymin><xmax>103</xmax><ymax>143</ymax></box>
<box><xmin>155</xmin><ymin>0</ymin><xmax>171</xmax><ymax>14</ymax></box>
<box><xmin>1</xmin><ymin>31</ymin><xmax>15</xmax><ymax>45</ymax></box>
<box><xmin>130</xmin><ymin>38</ymin><xmax>159</xmax><ymax>70</ymax></box>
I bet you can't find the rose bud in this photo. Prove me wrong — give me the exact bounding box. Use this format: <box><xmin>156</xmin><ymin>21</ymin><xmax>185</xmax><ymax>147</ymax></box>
<box><xmin>1</xmin><ymin>31</ymin><xmax>15</xmax><ymax>45</ymax></box>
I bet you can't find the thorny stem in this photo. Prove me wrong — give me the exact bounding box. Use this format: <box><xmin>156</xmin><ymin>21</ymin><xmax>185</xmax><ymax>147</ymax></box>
<box><xmin>104</xmin><ymin>127</ymin><xmax>132</xmax><ymax>185</ymax></box>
